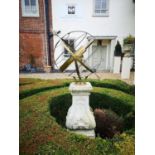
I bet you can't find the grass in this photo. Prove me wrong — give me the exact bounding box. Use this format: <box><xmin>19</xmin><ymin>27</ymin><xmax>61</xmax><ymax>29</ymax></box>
<box><xmin>19</xmin><ymin>78</ymin><xmax>135</xmax><ymax>155</ymax></box>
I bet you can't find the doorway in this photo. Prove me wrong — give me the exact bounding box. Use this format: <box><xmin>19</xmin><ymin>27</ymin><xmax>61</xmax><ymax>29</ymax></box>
<box><xmin>92</xmin><ymin>45</ymin><xmax>107</xmax><ymax>71</ymax></box>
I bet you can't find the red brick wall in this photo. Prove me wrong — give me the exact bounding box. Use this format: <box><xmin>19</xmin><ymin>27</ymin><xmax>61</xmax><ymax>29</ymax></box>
<box><xmin>19</xmin><ymin>33</ymin><xmax>44</xmax><ymax>69</ymax></box>
<box><xmin>19</xmin><ymin>0</ymin><xmax>48</xmax><ymax>71</ymax></box>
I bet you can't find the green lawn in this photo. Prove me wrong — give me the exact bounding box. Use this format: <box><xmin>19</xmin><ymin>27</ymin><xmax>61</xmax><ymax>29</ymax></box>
<box><xmin>19</xmin><ymin>78</ymin><xmax>135</xmax><ymax>155</ymax></box>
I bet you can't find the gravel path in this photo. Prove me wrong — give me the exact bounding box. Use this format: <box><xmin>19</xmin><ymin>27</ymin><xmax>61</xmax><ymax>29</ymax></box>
<box><xmin>19</xmin><ymin>72</ymin><xmax>135</xmax><ymax>85</ymax></box>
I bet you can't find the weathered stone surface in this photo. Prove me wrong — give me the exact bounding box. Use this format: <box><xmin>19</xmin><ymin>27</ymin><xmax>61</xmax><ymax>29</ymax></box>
<box><xmin>66</xmin><ymin>82</ymin><xmax>96</xmax><ymax>137</ymax></box>
<box><xmin>113</xmin><ymin>56</ymin><xmax>121</xmax><ymax>74</ymax></box>
<box><xmin>121</xmin><ymin>57</ymin><xmax>131</xmax><ymax>79</ymax></box>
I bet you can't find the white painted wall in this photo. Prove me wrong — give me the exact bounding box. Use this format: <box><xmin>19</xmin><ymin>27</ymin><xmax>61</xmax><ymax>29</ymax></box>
<box><xmin>52</xmin><ymin>0</ymin><xmax>135</xmax><ymax>71</ymax></box>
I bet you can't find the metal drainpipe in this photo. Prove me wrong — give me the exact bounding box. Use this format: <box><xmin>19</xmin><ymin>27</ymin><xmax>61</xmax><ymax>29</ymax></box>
<box><xmin>44</xmin><ymin>0</ymin><xmax>52</xmax><ymax>66</ymax></box>
<box><xmin>43</xmin><ymin>0</ymin><xmax>48</xmax><ymax>66</ymax></box>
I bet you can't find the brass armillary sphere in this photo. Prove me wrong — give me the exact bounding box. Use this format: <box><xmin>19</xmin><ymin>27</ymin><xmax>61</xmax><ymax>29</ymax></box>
<box><xmin>51</xmin><ymin>31</ymin><xmax>100</xmax><ymax>80</ymax></box>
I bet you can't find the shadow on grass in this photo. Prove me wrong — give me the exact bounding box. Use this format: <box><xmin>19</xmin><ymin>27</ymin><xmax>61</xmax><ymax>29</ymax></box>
<box><xmin>49</xmin><ymin>92</ymin><xmax>135</xmax><ymax>131</ymax></box>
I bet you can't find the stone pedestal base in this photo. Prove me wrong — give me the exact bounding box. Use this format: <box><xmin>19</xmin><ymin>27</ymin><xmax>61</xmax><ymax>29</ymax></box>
<box><xmin>44</xmin><ymin>66</ymin><xmax>52</xmax><ymax>73</ymax></box>
<box><xmin>121</xmin><ymin>57</ymin><xmax>131</xmax><ymax>79</ymax></box>
<box><xmin>66</xmin><ymin>82</ymin><xmax>96</xmax><ymax>138</ymax></box>
<box><xmin>113</xmin><ymin>57</ymin><xmax>121</xmax><ymax>74</ymax></box>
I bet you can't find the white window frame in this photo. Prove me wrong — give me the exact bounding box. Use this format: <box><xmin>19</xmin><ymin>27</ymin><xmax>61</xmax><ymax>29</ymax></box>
<box><xmin>93</xmin><ymin>0</ymin><xmax>109</xmax><ymax>17</ymax></box>
<box><xmin>21</xmin><ymin>0</ymin><xmax>39</xmax><ymax>17</ymax></box>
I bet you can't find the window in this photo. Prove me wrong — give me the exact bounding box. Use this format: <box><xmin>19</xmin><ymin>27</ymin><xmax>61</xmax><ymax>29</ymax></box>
<box><xmin>93</xmin><ymin>0</ymin><xmax>109</xmax><ymax>16</ymax></box>
<box><xmin>64</xmin><ymin>40</ymin><xmax>74</xmax><ymax>57</ymax></box>
<box><xmin>21</xmin><ymin>0</ymin><xmax>39</xmax><ymax>17</ymax></box>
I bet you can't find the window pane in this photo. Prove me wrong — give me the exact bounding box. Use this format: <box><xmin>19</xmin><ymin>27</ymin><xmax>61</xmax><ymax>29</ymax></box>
<box><xmin>22</xmin><ymin>0</ymin><xmax>39</xmax><ymax>16</ymax></box>
<box><xmin>31</xmin><ymin>6</ymin><xmax>37</xmax><ymax>13</ymax></box>
<box><xmin>96</xmin><ymin>0</ymin><xmax>101</xmax><ymax>4</ymax></box>
<box><xmin>95</xmin><ymin>10</ymin><xmax>100</xmax><ymax>13</ymax></box>
<box><xmin>69</xmin><ymin>40</ymin><xmax>74</xmax><ymax>49</ymax></box>
<box><xmin>95</xmin><ymin>0</ymin><xmax>107</xmax><ymax>14</ymax></box>
<box><xmin>95</xmin><ymin>0</ymin><xmax>101</xmax><ymax>9</ymax></box>
<box><xmin>25</xmin><ymin>0</ymin><xmax>30</xmax><ymax>6</ymax></box>
<box><xmin>101</xmin><ymin>10</ymin><xmax>106</xmax><ymax>13</ymax></box>
<box><xmin>95</xmin><ymin>4</ymin><xmax>100</xmax><ymax>10</ymax></box>
<box><xmin>64</xmin><ymin>40</ymin><xmax>74</xmax><ymax>56</ymax></box>
<box><xmin>31</xmin><ymin>0</ymin><xmax>36</xmax><ymax>6</ymax></box>
<box><xmin>101</xmin><ymin>0</ymin><xmax>106</xmax><ymax>10</ymax></box>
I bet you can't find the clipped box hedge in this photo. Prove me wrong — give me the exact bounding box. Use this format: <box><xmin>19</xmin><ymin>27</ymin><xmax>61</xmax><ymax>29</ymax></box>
<box><xmin>20</xmin><ymin>79</ymin><xmax>135</xmax><ymax>155</ymax></box>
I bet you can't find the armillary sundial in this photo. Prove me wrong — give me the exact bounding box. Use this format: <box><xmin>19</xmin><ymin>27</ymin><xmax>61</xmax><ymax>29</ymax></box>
<box><xmin>51</xmin><ymin>30</ymin><xmax>100</xmax><ymax>80</ymax></box>
<box><xmin>51</xmin><ymin>30</ymin><xmax>101</xmax><ymax>138</ymax></box>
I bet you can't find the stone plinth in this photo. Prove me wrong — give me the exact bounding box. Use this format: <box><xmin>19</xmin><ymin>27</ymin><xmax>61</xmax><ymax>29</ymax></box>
<box><xmin>113</xmin><ymin>56</ymin><xmax>121</xmax><ymax>74</ymax></box>
<box><xmin>121</xmin><ymin>57</ymin><xmax>131</xmax><ymax>79</ymax></box>
<box><xmin>44</xmin><ymin>66</ymin><xmax>52</xmax><ymax>73</ymax></box>
<box><xmin>66</xmin><ymin>82</ymin><xmax>96</xmax><ymax>138</ymax></box>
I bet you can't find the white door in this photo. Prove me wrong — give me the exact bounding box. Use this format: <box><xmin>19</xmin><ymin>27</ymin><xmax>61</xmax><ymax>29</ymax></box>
<box><xmin>92</xmin><ymin>46</ymin><xmax>107</xmax><ymax>71</ymax></box>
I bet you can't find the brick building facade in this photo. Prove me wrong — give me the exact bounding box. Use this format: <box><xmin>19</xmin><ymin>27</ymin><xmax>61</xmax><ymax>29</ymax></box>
<box><xmin>19</xmin><ymin>0</ymin><xmax>53</xmax><ymax>72</ymax></box>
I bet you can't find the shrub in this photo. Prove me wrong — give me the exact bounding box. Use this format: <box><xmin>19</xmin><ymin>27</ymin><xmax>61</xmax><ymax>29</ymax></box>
<box><xmin>49</xmin><ymin>91</ymin><xmax>134</xmax><ymax>130</ymax></box>
<box><xmin>113</xmin><ymin>133</ymin><xmax>135</xmax><ymax>155</ymax></box>
<box><xmin>90</xmin><ymin>92</ymin><xmax>135</xmax><ymax>130</ymax></box>
<box><xmin>123</xmin><ymin>35</ymin><xmax>135</xmax><ymax>45</ymax></box>
<box><xmin>94</xmin><ymin>109</ymin><xmax>123</xmax><ymax>138</ymax></box>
